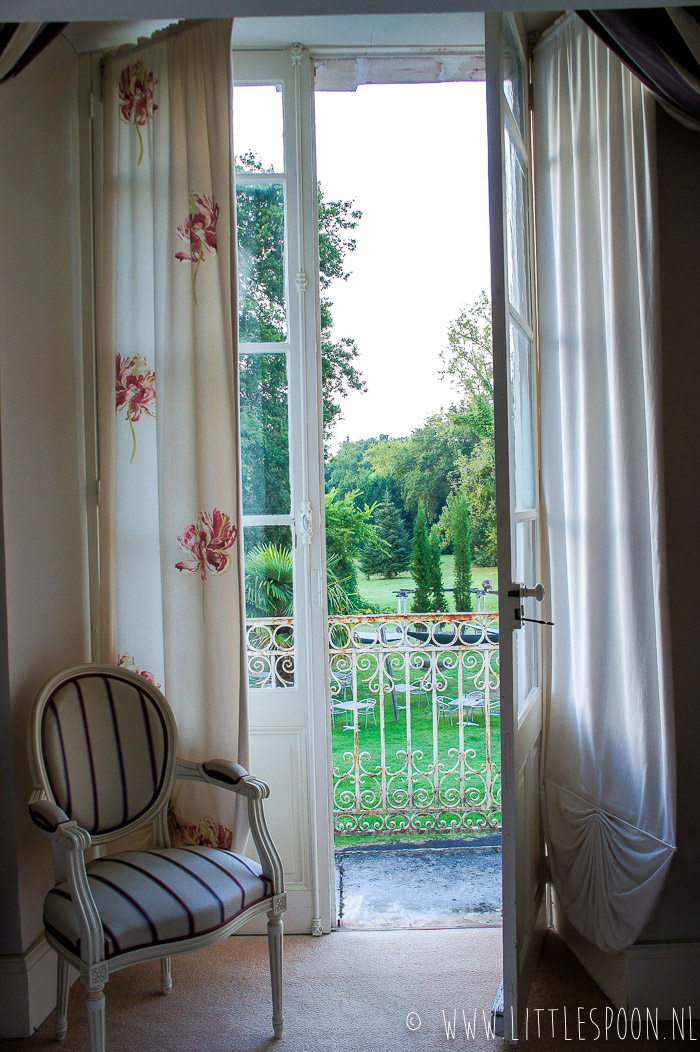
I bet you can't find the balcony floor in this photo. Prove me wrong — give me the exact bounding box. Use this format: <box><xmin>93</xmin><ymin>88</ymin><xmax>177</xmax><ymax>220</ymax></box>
<box><xmin>334</xmin><ymin>834</ymin><xmax>502</xmax><ymax>930</ymax></box>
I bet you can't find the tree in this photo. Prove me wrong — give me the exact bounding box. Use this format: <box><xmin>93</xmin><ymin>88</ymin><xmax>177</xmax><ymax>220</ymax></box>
<box><xmin>359</xmin><ymin>493</ymin><xmax>411</xmax><ymax>579</ymax></box>
<box><xmin>438</xmin><ymin>292</ymin><xmax>498</xmax><ymax>566</ymax></box>
<box><xmin>236</xmin><ymin>151</ymin><xmax>365</xmax><ymax>514</ymax></box>
<box><xmin>451</xmin><ymin>492</ymin><xmax>473</xmax><ymax>612</ymax></box>
<box><xmin>324</xmin><ymin>488</ymin><xmax>380</xmax><ymax>608</ymax></box>
<box><xmin>428</xmin><ymin>525</ymin><xmax>446</xmax><ymax>611</ymax></box>
<box><xmin>318</xmin><ymin>186</ymin><xmax>366</xmax><ymax>437</ymax></box>
<box><xmin>440</xmin><ymin>290</ymin><xmax>493</xmax><ymax>404</ymax></box>
<box><xmin>325</xmin><ymin>436</ymin><xmax>404</xmax><ymax>513</ymax></box>
<box><xmin>363</xmin><ymin>413</ymin><xmax>469</xmax><ymax>526</ymax></box>
<box><xmin>410</xmin><ymin>501</ymin><xmax>433</xmax><ymax>613</ymax></box>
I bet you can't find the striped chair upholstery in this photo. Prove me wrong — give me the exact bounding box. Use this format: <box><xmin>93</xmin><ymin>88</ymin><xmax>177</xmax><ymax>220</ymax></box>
<box><xmin>44</xmin><ymin>848</ymin><xmax>272</xmax><ymax>959</ymax></box>
<box><xmin>40</xmin><ymin>671</ymin><xmax>170</xmax><ymax>837</ymax></box>
<box><xmin>29</xmin><ymin>664</ymin><xmax>286</xmax><ymax>1050</ymax></box>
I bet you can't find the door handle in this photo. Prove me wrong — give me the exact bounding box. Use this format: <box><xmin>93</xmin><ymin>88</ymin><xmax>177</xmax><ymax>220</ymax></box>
<box><xmin>508</xmin><ymin>582</ymin><xmax>553</xmax><ymax>629</ymax></box>
<box><xmin>507</xmin><ymin>582</ymin><xmax>545</xmax><ymax>602</ymax></box>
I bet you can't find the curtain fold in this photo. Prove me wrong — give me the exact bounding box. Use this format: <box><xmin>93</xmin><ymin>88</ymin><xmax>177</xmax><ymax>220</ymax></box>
<box><xmin>534</xmin><ymin>15</ymin><xmax>676</xmax><ymax>954</ymax></box>
<box><xmin>0</xmin><ymin>22</ymin><xmax>67</xmax><ymax>83</ymax></box>
<box><xmin>97</xmin><ymin>19</ymin><xmax>249</xmax><ymax>853</ymax></box>
<box><xmin>578</xmin><ymin>8</ymin><xmax>700</xmax><ymax>130</ymax></box>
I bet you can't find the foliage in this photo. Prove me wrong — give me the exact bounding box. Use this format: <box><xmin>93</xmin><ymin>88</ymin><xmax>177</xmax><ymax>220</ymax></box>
<box><xmin>363</xmin><ymin>413</ymin><xmax>471</xmax><ymax>525</ymax></box>
<box><xmin>239</xmin><ymin>352</ymin><xmax>290</xmax><ymax>514</ymax></box>
<box><xmin>245</xmin><ymin>542</ymin><xmax>365</xmax><ymax>618</ymax></box>
<box><xmin>359</xmin><ymin>493</ymin><xmax>411</xmax><ymax>580</ymax></box>
<box><xmin>325</xmin><ymin>436</ymin><xmax>404</xmax><ymax>512</ymax></box>
<box><xmin>410</xmin><ymin>501</ymin><xmax>433</xmax><ymax>613</ymax></box>
<box><xmin>438</xmin><ymin>292</ymin><xmax>498</xmax><ymax>565</ymax></box>
<box><xmin>450</xmin><ymin>492</ymin><xmax>473</xmax><ymax>612</ymax></box>
<box><xmin>318</xmin><ymin>187</ymin><xmax>366</xmax><ymax>436</ymax></box>
<box><xmin>457</xmin><ymin>435</ymin><xmax>497</xmax><ymax>566</ymax></box>
<box><xmin>324</xmin><ymin>488</ymin><xmax>380</xmax><ymax>608</ymax></box>
<box><xmin>236</xmin><ymin>151</ymin><xmax>365</xmax><ymax>493</ymax></box>
<box><xmin>244</xmin><ymin>543</ymin><xmax>294</xmax><ymax>618</ymax></box>
<box><xmin>428</xmin><ymin>525</ymin><xmax>446</xmax><ymax>611</ymax></box>
<box><xmin>440</xmin><ymin>289</ymin><xmax>493</xmax><ymax>403</ymax></box>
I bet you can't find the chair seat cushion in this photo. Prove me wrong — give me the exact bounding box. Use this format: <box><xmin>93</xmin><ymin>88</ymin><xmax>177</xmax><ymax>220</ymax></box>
<box><xmin>44</xmin><ymin>847</ymin><xmax>273</xmax><ymax>960</ymax></box>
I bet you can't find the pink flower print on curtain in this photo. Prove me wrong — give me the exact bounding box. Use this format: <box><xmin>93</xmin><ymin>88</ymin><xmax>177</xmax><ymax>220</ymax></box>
<box><xmin>171</xmin><ymin>808</ymin><xmax>234</xmax><ymax>851</ymax></box>
<box><xmin>175</xmin><ymin>193</ymin><xmax>220</xmax><ymax>307</ymax></box>
<box><xmin>119</xmin><ymin>60</ymin><xmax>158</xmax><ymax>167</ymax></box>
<box><xmin>115</xmin><ymin>353</ymin><xmax>156</xmax><ymax>463</ymax></box>
<box><xmin>117</xmin><ymin>653</ymin><xmax>162</xmax><ymax>691</ymax></box>
<box><xmin>175</xmin><ymin>509</ymin><xmax>237</xmax><ymax>621</ymax></box>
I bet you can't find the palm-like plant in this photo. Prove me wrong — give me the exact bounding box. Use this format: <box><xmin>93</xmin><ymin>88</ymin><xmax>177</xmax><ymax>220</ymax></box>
<box><xmin>245</xmin><ymin>544</ymin><xmax>293</xmax><ymax>618</ymax></box>
<box><xmin>245</xmin><ymin>543</ymin><xmax>365</xmax><ymax>618</ymax></box>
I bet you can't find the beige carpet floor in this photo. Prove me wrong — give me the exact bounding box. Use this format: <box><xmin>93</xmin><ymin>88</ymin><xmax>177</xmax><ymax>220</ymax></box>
<box><xmin>3</xmin><ymin>929</ymin><xmax>692</xmax><ymax>1051</ymax></box>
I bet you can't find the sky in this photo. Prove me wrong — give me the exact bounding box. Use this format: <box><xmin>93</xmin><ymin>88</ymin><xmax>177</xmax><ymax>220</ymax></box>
<box><xmin>233</xmin><ymin>79</ymin><xmax>491</xmax><ymax>452</ymax></box>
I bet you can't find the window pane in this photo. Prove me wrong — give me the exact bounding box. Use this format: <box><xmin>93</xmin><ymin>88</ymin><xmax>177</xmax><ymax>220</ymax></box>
<box><xmin>514</xmin><ymin>519</ymin><xmax>540</xmax><ymax>714</ymax></box>
<box><xmin>236</xmin><ymin>181</ymin><xmax>288</xmax><ymax>343</ymax></box>
<box><xmin>239</xmin><ymin>351</ymin><xmax>291</xmax><ymax>515</ymax></box>
<box><xmin>233</xmin><ymin>84</ymin><xmax>284</xmax><ymax>174</ymax></box>
<box><xmin>505</xmin><ymin>125</ymin><xmax>531</xmax><ymax>324</ymax></box>
<box><xmin>510</xmin><ymin>319</ymin><xmax>536</xmax><ymax>512</ymax></box>
<box><xmin>503</xmin><ymin>16</ymin><xmax>526</xmax><ymax>140</ymax></box>
<box><xmin>244</xmin><ymin>524</ymin><xmax>295</xmax><ymax>689</ymax></box>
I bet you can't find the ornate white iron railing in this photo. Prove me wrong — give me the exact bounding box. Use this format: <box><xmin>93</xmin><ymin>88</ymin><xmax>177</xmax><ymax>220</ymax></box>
<box><xmin>245</xmin><ymin>612</ymin><xmax>501</xmax><ymax>837</ymax></box>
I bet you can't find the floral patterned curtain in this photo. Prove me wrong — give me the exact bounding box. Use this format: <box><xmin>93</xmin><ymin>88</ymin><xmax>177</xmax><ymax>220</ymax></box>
<box><xmin>97</xmin><ymin>20</ymin><xmax>249</xmax><ymax>851</ymax></box>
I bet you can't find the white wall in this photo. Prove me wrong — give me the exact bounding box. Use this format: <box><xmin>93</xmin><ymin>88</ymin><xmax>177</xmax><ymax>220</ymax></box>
<box><xmin>0</xmin><ymin>34</ymin><xmax>91</xmax><ymax>1037</ymax></box>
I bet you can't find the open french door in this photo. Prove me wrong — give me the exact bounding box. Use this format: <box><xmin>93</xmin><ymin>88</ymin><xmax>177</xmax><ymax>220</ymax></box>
<box><xmin>486</xmin><ymin>12</ymin><xmax>548</xmax><ymax>1039</ymax></box>
<box><xmin>232</xmin><ymin>47</ymin><xmax>333</xmax><ymax>936</ymax></box>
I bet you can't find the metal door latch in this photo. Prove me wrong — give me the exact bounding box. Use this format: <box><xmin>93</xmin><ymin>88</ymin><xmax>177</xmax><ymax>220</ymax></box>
<box><xmin>508</xmin><ymin>582</ymin><xmax>553</xmax><ymax>628</ymax></box>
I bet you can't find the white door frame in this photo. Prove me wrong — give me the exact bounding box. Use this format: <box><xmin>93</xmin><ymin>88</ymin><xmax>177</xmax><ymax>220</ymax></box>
<box><xmin>233</xmin><ymin>47</ymin><xmax>334</xmax><ymax>936</ymax></box>
<box><xmin>486</xmin><ymin>11</ymin><xmax>548</xmax><ymax>1039</ymax></box>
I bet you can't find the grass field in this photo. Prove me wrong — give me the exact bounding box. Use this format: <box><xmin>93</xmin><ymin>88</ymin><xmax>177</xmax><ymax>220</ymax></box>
<box><xmin>356</xmin><ymin>557</ymin><xmax>499</xmax><ymax>614</ymax></box>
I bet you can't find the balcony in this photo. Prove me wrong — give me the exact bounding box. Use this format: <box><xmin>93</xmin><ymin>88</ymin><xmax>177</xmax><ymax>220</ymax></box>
<box><xmin>246</xmin><ymin>612</ymin><xmax>501</xmax><ymax>841</ymax></box>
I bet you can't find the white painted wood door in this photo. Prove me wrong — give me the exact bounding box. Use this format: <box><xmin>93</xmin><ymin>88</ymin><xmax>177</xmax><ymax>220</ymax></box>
<box><xmin>486</xmin><ymin>13</ymin><xmax>548</xmax><ymax>1039</ymax></box>
<box><xmin>232</xmin><ymin>48</ymin><xmax>333</xmax><ymax>936</ymax></box>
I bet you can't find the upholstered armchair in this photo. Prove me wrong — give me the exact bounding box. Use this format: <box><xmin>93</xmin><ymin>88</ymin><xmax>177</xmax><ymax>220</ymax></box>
<box><xmin>28</xmin><ymin>664</ymin><xmax>286</xmax><ymax>1051</ymax></box>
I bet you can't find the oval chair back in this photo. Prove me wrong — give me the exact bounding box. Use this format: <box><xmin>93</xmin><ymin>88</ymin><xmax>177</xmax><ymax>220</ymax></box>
<box><xmin>29</xmin><ymin>664</ymin><xmax>178</xmax><ymax>846</ymax></box>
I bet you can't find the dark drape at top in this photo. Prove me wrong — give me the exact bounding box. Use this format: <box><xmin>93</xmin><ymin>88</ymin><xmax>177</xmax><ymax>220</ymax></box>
<box><xmin>578</xmin><ymin>8</ymin><xmax>700</xmax><ymax>129</ymax></box>
<box><xmin>0</xmin><ymin>23</ymin><xmax>67</xmax><ymax>83</ymax></box>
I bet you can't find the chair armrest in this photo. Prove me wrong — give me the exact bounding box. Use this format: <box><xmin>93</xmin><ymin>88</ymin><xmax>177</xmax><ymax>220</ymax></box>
<box><xmin>29</xmin><ymin>799</ymin><xmax>72</xmax><ymax>834</ymax></box>
<box><xmin>175</xmin><ymin>758</ymin><xmax>283</xmax><ymax>894</ymax></box>
<box><xmin>28</xmin><ymin>794</ymin><xmax>104</xmax><ymax>966</ymax></box>
<box><xmin>175</xmin><ymin>757</ymin><xmax>269</xmax><ymax>799</ymax></box>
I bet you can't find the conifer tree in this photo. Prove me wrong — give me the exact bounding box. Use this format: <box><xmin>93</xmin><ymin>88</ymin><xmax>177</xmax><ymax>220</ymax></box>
<box><xmin>429</xmin><ymin>525</ymin><xmax>446</xmax><ymax>611</ymax></box>
<box><xmin>410</xmin><ymin>501</ymin><xmax>433</xmax><ymax>613</ymax></box>
<box><xmin>452</xmin><ymin>492</ymin><xmax>473</xmax><ymax>612</ymax></box>
<box><xmin>359</xmin><ymin>493</ymin><xmax>410</xmax><ymax>579</ymax></box>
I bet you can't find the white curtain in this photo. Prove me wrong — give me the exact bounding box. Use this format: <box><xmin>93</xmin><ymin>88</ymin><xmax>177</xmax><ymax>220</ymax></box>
<box><xmin>534</xmin><ymin>16</ymin><xmax>676</xmax><ymax>954</ymax></box>
<box><xmin>97</xmin><ymin>20</ymin><xmax>249</xmax><ymax>852</ymax></box>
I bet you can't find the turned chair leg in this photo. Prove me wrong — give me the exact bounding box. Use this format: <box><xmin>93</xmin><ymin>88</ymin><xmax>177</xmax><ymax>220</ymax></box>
<box><xmin>160</xmin><ymin>957</ymin><xmax>172</xmax><ymax>994</ymax></box>
<box><xmin>55</xmin><ymin>958</ymin><xmax>71</xmax><ymax>1041</ymax></box>
<box><xmin>267</xmin><ymin>912</ymin><xmax>284</xmax><ymax>1038</ymax></box>
<box><xmin>85</xmin><ymin>985</ymin><xmax>106</xmax><ymax>1052</ymax></box>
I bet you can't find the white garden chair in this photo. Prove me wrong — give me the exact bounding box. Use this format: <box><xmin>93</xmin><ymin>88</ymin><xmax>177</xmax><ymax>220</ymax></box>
<box><xmin>28</xmin><ymin>664</ymin><xmax>286</xmax><ymax>1051</ymax></box>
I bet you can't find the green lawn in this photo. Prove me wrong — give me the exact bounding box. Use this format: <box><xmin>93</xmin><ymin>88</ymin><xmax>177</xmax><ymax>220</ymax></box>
<box><xmin>356</xmin><ymin>558</ymin><xmax>499</xmax><ymax>614</ymax></box>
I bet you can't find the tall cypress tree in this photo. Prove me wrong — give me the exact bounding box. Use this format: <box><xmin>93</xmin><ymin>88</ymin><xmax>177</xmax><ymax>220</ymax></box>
<box><xmin>410</xmin><ymin>501</ymin><xmax>433</xmax><ymax>613</ymax></box>
<box><xmin>429</xmin><ymin>525</ymin><xmax>446</xmax><ymax>611</ymax></box>
<box><xmin>452</xmin><ymin>491</ymin><xmax>473</xmax><ymax>612</ymax></box>
<box><xmin>359</xmin><ymin>493</ymin><xmax>411</xmax><ymax>579</ymax></box>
